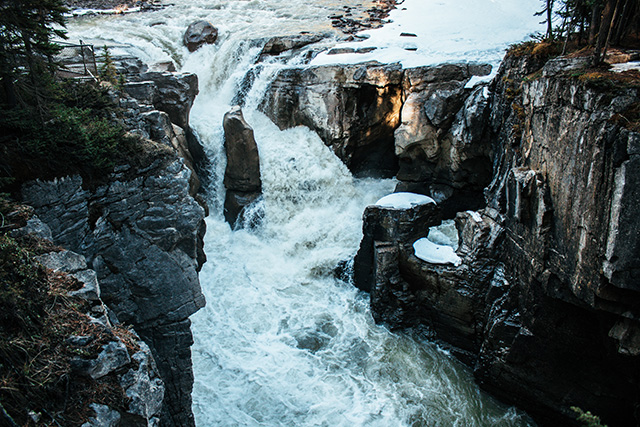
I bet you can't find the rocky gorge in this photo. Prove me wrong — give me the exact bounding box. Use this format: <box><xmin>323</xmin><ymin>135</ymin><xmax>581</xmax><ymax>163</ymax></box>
<box><xmin>324</xmin><ymin>52</ymin><xmax>640</xmax><ymax>424</ymax></box>
<box><xmin>257</xmin><ymin>39</ymin><xmax>640</xmax><ymax>424</ymax></box>
<box><xmin>5</xmin><ymin>2</ymin><xmax>638</xmax><ymax>424</ymax></box>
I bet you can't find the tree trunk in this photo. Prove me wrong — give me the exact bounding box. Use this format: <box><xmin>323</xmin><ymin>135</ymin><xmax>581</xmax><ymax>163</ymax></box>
<box><xmin>593</xmin><ymin>0</ymin><xmax>618</xmax><ymax>64</ymax></box>
<box><xmin>1</xmin><ymin>74</ymin><xmax>17</xmax><ymax>108</ymax></box>
<box><xmin>589</xmin><ymin>3</ymin><xmax>602</xmax><ymax>44</ymax></box>
<box><xmin>547</xmin><ymin>0</ymin><xmax>555</xmax><ymax>39</ymax></box>
<box><xmin>613</xmin><ymin>0</ymin><xmax>631</xmax><ymax>45</ymax></box>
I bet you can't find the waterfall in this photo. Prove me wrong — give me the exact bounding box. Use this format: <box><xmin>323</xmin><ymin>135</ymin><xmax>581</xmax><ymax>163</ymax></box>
<box><xmin>64</xmin><ymin>1</ymin><xmax>541</xmax><ymax>425</ymax></box>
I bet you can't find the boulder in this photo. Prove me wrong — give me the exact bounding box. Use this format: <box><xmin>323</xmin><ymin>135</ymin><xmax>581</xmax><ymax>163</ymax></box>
<box><xmin>222</xmin><ymin>106</ymin><xmax>262</xmax><ymax>226</ymax></box>
<box><xmin>183</xmin><ymin>20</ymin><xmax>218</xmax><ymax>52</ymax></box>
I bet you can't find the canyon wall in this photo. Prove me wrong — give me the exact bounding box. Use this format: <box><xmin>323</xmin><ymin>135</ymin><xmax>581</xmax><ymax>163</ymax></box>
<box><xmin>352</xmin><ymin>53</ymin><xmax>640</xmax><ymax>425</ymax></box>
<box><xmin>21</xmin><ymin>68</ymin><xmax>206</xmax><ymax>427</ymax></box>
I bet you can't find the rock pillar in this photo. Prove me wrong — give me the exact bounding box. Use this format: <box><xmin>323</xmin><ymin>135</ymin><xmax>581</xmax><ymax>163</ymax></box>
<box><xmin>222</xmin><ymin>106</ymin><xmax>262</xmax><ymax>227</ymax></box>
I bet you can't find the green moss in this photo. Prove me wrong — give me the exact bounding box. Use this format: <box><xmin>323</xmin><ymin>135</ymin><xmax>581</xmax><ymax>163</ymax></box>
<box><xmin>571</xmin><ymin>406</ymin><xmax>608</xmax><ymax>427</ymax></box>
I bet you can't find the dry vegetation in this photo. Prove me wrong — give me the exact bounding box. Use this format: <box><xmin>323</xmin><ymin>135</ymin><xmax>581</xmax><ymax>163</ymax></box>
<box><xmin>0</xmin><ymin>200</ymin><xmax>138</xmax><ymax>426</ymax></box>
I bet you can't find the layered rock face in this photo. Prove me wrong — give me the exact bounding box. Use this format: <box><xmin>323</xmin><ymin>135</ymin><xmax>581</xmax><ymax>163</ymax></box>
<box><xmin>22</xmin><ymin>69</ymin><xmax>206</xmax><ymax>427</ymax></box>
<box><xmin>261</xmin><ymin>62</ymin><xmax>493</xmax><ymax>215</ymax></box>
<box><xmin>357</xmin><ymin>53</ymin><xmax>640</xmax><ymax>425</ymax></box>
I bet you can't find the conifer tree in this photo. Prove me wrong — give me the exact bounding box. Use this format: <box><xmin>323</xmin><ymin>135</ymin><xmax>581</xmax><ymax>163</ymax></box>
<box><xmin>0</xmin><ymin>0</ymin><xmax>68</xmax><ymax>107</ymax></box>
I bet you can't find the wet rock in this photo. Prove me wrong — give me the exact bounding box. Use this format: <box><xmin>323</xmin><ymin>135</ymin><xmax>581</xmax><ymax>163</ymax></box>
<box><xmin>183</xmin><ymin>20</ymin><xmax>218</xmax><ymax>52</ymax></box>
<box><xmin>222</xmin><ymin>106</ymin><xmax>262</xmax><ymax>227</ymax></box>
<box><xmin>222</xmin><ymin>106</ymin><xmax>262</xmax><ymax>192</ymax></box>
<box><xmin>261</xmin><ymin>62</ymin><xmax>403</xmax><ymax>177</ymax></box>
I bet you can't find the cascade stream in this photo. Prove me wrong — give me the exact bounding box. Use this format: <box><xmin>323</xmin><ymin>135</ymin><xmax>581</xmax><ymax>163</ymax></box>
<box><xmin>65</xmin><ymin>1</ymin><xmax>540</xmax><ymax>425</ymax></box>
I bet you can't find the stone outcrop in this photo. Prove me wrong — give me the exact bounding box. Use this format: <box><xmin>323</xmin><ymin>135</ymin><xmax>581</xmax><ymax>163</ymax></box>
<box><xmin>183</xmin><ymin>20</ymin><xmax>218</xmax><ymax>52</ymax></box>
<box><xmin>21</xmin><ymin>66</ymin><xmax>206</xmax><ymax>426</ymax></box>
<box><xmin>222</xmin><ymin>106</ymin><xmax>262</xmax><ymax>227</ymax></box>
<box><xmin>357</xmin><ymin>53</ymin><xmax>640</xmax><ymax>425</ymax></box>
<box><xmin>260</xmin><ymin>33</ymin><xmax>325</xmax><ymax>56</ymax></box>
<box><xmin>261</xmin><ymin>62</ymin><xmax>404</xmax><ymax>177</ymax></box>
<box><xmin>22</xmin><ymin>155</ymin><xmax>205</xmax><ymax>426</ymax></box>
<box><xmin>12</xmin><ymin>216</ymin><xmax>165</xmax><ymax>426</ymax></box>
<box><xmin>353</xmin><ymin>198</ymin><xmax>440</xmax><ymax>293</ymax></box>
<box><xmin>261</xmin><ymin>62</ymin><xmax>494</xmax><ymax>210</ymax></box>
<box><xmin>395</xmin><ymin>64</ymin><xmax>493</xmax><ymax>217</ymax></box>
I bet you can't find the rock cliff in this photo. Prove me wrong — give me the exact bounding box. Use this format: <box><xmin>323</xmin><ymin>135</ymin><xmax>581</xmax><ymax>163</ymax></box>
<box><xmin>21</xmin><ymin>68</ymin><xmax>206</xmax><ymax>426</ymax></box>
<box><xmin>354</xmin><ymin>52</ymin><xmax>640</xmax><ymax>425</ymax></box>
<box><xmin>4</xmin><ymin>212</ymin><xmax>164</xmax><ymax>426</ymax></box>
<box><xmin>261</xmin><ymin>61</ymin><xmax>493</xmax><ymax>216</ymax></box>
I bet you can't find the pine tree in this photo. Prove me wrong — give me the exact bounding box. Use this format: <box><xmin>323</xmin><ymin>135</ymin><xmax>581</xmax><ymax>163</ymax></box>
<box><xmin>0</xmin><ymin>0</ymin><xmax>68</xmax><ymax>107</ymax></box>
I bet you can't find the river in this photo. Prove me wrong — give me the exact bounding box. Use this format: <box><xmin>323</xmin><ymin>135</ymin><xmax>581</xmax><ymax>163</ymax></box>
<box><xmin>65</xmin><ymin>1</ymin><xmax>541</xmax><ymax>425</ymax></box>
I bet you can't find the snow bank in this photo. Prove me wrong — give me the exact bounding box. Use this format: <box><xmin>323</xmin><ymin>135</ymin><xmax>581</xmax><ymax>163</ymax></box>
<box><xmin>612</xmin><ymin>61</ymin><xmax>640</xmax><ymax>73</ymax></box>
<box><xmin>413</xmin><ymin>238</ymin><xmax>462</xmax><ymax>266</ymax></box>
<box><xmin>374</xmin><ymin>192</ymin><xmax>435</xmax><ymax>209</ymax></box>
<box><xmin>312</xmin><ymin>0</ymin><xmax>542</xmax><ymax>70</ymax></box>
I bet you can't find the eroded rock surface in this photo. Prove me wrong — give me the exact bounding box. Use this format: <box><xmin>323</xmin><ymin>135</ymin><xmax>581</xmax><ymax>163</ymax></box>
<box><xmin>358</xmin><ymin>53</ymin><xmax>640</xmax><ymax>425</ymax></box>
<box><xmin>261</xmin><ymin>62</ymin><xmax>404</xmax><ymax>177</ymax></box>
<box><xmin>21</xmin><ymin>64</ymin><xmax>206</xmax><ymax>427</ymax></box>
<box><xmin>183</xmin><ymin>20</ymin><xmax>218</xmax><ymax>52</ymax></box>
<box><xmin>261</xmin><ymin>62</ymin><xmax>494</xmax><ymax>210</ymax></box>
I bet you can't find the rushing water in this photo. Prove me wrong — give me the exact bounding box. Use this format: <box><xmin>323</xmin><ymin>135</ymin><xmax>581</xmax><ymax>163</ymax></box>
<box><xmin>66</xmin><ymin>1</ymin><xmax>539</xmax><ymax>425</ymax></box>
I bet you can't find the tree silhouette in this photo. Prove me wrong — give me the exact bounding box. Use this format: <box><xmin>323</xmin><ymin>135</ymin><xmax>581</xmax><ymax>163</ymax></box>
<box><xmin>0</xmin><ymin>0</ymin><xmax>68</xmax><ymax>107</ymax></box>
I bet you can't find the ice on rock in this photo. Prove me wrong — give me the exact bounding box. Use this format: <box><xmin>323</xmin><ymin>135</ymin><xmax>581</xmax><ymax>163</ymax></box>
<box><xmin>374</xmin><ymin>192</ymin><xmax>436</xmax><ymax>209</ymax></box>
<box><xmin>413</xmin><ymin>238</ymin><xmax>462</xmax><ymax>266</ymax></box>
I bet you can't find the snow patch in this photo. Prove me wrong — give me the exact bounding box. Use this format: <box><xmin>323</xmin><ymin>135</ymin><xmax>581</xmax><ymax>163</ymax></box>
<box><xmin>413</xmin><ymin>238</ymin><xmax>462</xmax><ymax>266</ymax></box>
<box><xmin>467</xmin><ymin>210</ymin><xmax>483</xmax><ymax>222</ymax></box>
<box><xmin>612</xmin><ymin>61</ymin><xmax>640</xmax><ymax>73</ymax></box>
<box><xmin>311</xmin><ymin>0</ymin><xmax>542</xmax><ymax>69</ymax></box>
<box><xmin>465</xmin><ymin>75</ymin><xmax>492</xmax><ymax>89</ymax></box>
<box><xmin>374</xmin><ymin>192</ymin><xmax>435</xmax><ymax>209</ymax></box>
